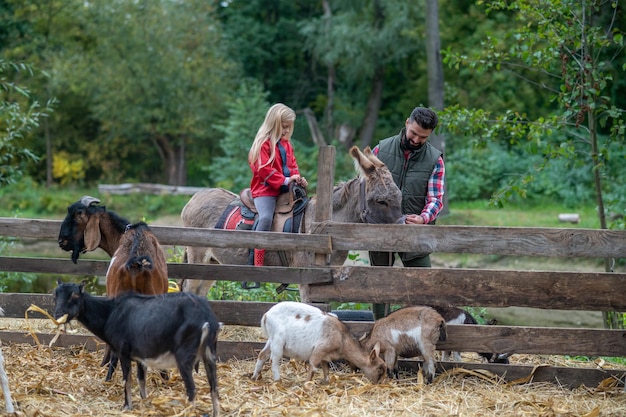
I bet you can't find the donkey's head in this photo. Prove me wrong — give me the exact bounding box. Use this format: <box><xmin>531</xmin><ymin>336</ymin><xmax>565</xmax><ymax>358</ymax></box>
<box><xmin>349</xmin><ymin>146</ymin><xmax>404</xmax><ymax>225</ymax></box>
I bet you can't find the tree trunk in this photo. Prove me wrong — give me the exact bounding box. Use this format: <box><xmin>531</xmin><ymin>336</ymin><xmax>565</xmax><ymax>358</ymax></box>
<box><xmin>153</xmin><ymin>133</ymin><xmax>185</xmax><ymax>186</ymax></box>
<box><xmin>303</xmin><ymin>108</ymin><xmax>327</xmax><ymax>147</ymax></box>
<box><xmin>425</xmin><ymin>0</ymin><xmax>448</xmax><ymax>216</ymax></box>
<box><xmin>358</xmin><ymin>66</ymin><xmax>384</xmax><ymax>149</ymax></box>
<box><xmin>590</xmin><ymin>113</ymin><xmax>623</xmax><ymax>329</ymax></box>
<box><xmin>44</xmin><ymin>117</ymin><xmax>52</xmax><ymax>188</ymax></box>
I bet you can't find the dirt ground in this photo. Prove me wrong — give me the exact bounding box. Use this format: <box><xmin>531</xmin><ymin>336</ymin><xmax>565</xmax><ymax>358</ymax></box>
<box><xmin>0</xmin><ymin>319</ymin><xmax>624</xmax><ymax>417</ymax></box>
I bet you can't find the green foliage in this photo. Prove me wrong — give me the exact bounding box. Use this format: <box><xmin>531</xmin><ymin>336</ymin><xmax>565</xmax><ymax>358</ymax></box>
<box><xmin>208</xmin><ymin>80</ymin><xmax>270</xmax><ymax>191</ymax></box>
<box><xmin>0</xmin><ymin>238</ymin><xmax>38</xmax><ymax>292</ymax></box>
<box><xmin>442</xmin><ymin>0</ymin><xmax>625</xmax><ymax>327</ymax></box>
<box><xmin>0</xmin><ymin>60</ymin><xmax>54</xmax><ymax>186</ymax></box>
<box><xmin>208</xmin><ymin>281</ymin><xmax>300</xmax><ymax>303</ymax></box>
<box><xmin>0</xmin><ymin>180</ymin><xmax>190</xmax><ymax>220</ymax></box>
<box><xmin>52</xmin><ymin>151</ymin><xmax>85</xmax><ymax>185</ymax></box>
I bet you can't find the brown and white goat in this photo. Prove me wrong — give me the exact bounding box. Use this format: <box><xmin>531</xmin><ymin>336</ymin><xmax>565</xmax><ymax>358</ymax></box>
<box><xmin>359</xmin><ymin>306</ymin><xmax>447</xmax><ymax>383</ymax></box>
<box><xmin>0</xmin><ymin>308</ymin><xmax>14</xmax><ymax>413</ymax></box>
<box><xmin>251</xmin><ymin>301</ymin><xmax>386</xmax><ymax>384</ymax></box>
<box><xmin>430</xmin><ymin>305</ymin><xmax>510</xmax><ymax>364</ymax></box>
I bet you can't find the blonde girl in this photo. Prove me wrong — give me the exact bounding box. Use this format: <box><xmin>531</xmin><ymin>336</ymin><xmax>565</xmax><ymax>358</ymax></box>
<box><xmin>248</xmin><ymin>103</ymin><xmax>307</xmax><ymax>266</ymax></box>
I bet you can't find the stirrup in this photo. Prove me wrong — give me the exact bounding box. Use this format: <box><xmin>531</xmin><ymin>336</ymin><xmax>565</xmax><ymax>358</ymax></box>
<box><xmin>275</xmin><ymin>283</ymin><xmax>298</xmax><ymax>294</ymax></box>
<box><xmin>241</xmin><ymin>281</ymin><xmax>260</xmax><ymax>290</ymax></box>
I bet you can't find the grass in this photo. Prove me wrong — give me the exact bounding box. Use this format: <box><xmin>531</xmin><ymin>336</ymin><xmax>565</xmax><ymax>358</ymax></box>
<box><xmin>439</xmin><ymin>199</ymin><xmax>601</xmax><ymax>228</ymax></box>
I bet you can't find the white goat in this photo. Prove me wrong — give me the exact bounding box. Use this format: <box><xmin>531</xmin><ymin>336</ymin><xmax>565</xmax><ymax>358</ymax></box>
<box><xmin>251</xmin><ymin>302</ymin><xmax>386</xmax><ymax>384</ymax></box>
<box><xmin>0</xmin><ymin>308</ymin><xmax>15</xmax><ymax>413</ymax></box>
<box><xmin>359</xmin><ymin>306</ymin><xmax>447</xmax><ymax>383</ymax></box>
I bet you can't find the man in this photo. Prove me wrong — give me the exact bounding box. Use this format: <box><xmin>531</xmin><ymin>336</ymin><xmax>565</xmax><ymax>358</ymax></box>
<box><xmin>370</xmin><ymin>107</ymin><xmax>445</xmax><ymax>318</ymax></box>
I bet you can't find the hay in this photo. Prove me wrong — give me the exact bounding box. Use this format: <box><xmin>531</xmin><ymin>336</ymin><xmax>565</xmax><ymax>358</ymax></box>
<box><xmin>0</xmin><ymin>320</ymin><xmax>624</xmax><ymax>416</ymax></box>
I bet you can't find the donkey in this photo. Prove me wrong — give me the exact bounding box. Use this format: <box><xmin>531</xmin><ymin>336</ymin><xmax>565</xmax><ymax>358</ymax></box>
<box><xmin>179</xmin><ymin>146</ymin><xmax>404</xmax><ymax>299</ymax></box>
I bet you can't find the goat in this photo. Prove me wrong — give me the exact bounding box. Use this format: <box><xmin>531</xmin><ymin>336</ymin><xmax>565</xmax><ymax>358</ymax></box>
<box><xmin>104</xmin><ymin>221</ymin><xmax>168</xmax><ymax>296</ymax></box>
<box><xmin>58</xmin><ymin>196</ymin><xmax>129</xmax><ymax>264</ymax></box>
<box><xmin>0</xmin><ymin>308</ymin><xmax>15</xmax><ymax>413</ymax></box>
<box><xmin>53</xmin><ymin>280</ymin><xmax>220</xmax><ymax>416</ymax></box>
<box><xmin>102</xmin><ymin>221</ymin><xmax>169</xmax><ymax>381</ymax></box>
<box><xmin>251</xmin><ymin>301</ymin><xmax>386</xmax><ymax>384</ymax></box>
<box><xmin>430</xmin><ymin>305</ymin><xmax>510</xmax><ymax>364</ymax></box>
<box><xmin>58</xmin><ymin>197</ymin><xmax>169</xmax><ymax>380</ymax></box>
<box><xmin>359</xmin><ymin>306</ymin><xmax>447</xmax><ymax>383</ymax></box>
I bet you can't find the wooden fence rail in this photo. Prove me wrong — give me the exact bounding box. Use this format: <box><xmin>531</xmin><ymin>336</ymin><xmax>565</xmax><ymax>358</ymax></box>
<box><xmin>1</xmin><ymin>215</ymin><xmax>625</xmax><ymax>389</ymax></box>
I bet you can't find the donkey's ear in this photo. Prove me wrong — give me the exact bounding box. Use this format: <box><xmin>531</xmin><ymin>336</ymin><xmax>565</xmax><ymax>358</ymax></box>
<box><xmin>350</xmin><ymin>146</ymin><xmax>376</xmax><ymax>175</ymax></box>
<box><xmin>365</xmin><ymin>146</ymin><xmax>386</xmax><ymax>167</ymax></box>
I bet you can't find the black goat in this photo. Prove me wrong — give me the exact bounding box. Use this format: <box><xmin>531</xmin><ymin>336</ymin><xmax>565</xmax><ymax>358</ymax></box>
<box><xmin>53</xmin><ymin>280</ymin><xmax>220</xmax><ymax>416</ymax></box>
<box><xmin>430</xmin><ymin>305</ymin><xmax>510</xmax><ymax>364</ymax></box>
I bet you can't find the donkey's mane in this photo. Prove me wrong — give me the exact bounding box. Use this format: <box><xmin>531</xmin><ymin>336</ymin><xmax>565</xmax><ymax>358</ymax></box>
<box><xmin>333</xmin><ymin>177</ymin><xmax>360</xmax><ymax>205</ymax></box>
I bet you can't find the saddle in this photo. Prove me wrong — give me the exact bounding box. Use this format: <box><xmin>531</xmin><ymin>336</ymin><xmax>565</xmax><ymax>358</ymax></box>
<box><xmin>239</xmin><ymin>183</ymin><xmax>309</xmax><ymax>233</ymax></box>
<box><xmin>214</xmin><ymin>184</ymin><xmax>310</xmax><ymax>292</ymax></box>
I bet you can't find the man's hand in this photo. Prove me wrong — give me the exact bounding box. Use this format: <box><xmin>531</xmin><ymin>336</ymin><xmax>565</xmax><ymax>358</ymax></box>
<box><xmin>405</xmin><ymin>214</ymin><xmax>425</xmax><ymax>224</ymax></box>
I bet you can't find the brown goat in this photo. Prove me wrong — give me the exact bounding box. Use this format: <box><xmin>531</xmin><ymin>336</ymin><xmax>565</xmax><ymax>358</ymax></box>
<box><xmin>359</xmin><ymin>306</ymin><xmax>447</xmax><ymax>383</ymax></box>
<box><xmin>105</xmin><ymin>222</ymin><xmax>168</xmax><ymax>296</ymax></box>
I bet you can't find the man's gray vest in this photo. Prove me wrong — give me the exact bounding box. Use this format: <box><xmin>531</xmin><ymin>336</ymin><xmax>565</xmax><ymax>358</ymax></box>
<box><xmin>376</xmin><ymin>132</ymin><xmax>442</xmax><ymax>225</ymax></box>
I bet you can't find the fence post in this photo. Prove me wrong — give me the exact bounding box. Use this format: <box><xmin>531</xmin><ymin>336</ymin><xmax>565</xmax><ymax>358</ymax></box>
<box><xmin>300</xmin><ymin>145</ymin><xmax>335</xmax><ymax>303</ymax></box>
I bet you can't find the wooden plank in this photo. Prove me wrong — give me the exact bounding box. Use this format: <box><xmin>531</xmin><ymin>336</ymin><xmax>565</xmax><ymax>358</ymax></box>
<box><xmin>3</xmin><ymin>259</ymin><xmax>625</xmax><ymax>310</ymax></box>
<box><xmin>4</xmin><ymin>314</ymin><xmax>623</xmax><ymax>357</ymax></box>
<box><xmin>401</xmin><ymin>360</ymin><xmax>626</xmax><ymax>390</ymax></box>
<box><xmin>1</xmin><ymin>331</ymin><xmax>103</xmax><ymax>351</ymax></box>
<box><xmin>0</xmin><ymin>294</ymin><xmax>328</xmax><ymax>327</ymax></box>
<box><xmin>343</xmin><ymin>323</ymin><xmax>626</xmax><ymax>357</ymax></box>
<box><xmin>312</xmin><ymin>223</ymin><xmax>626</xmax><ymax>258</ymax></box>
<box><xmin>307</xmin><ymin>266</ymin><xmax>626</xmax><ymax>310</ymax></box>
<box><xmin>303</xmin><ymin>145</ymin><xmax>336</xmax><ymax>303</ymax></box>
<box><xmin>0</xmin><ymin>257</ymin><xmax>333</xmax><ymax>286</ymax></box>
<box><xmin>0</xmin><ymin>218</ymin><xmax>332</xmax><ymax>253</ymax></box>
<box><xmin>3</xmin><ymin>217</ymin><xmax>625</xmax><ymax>258</ymax></box>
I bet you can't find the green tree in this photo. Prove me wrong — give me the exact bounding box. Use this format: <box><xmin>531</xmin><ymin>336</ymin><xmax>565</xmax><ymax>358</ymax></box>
<box><xmin>0</xmin><ymin>60</ymin><xmax>54</xmax><ymax>185</ymax></box>
<box><xmin>442</xmin><ymin>0</ymin><xmax>625</xmax><ymax>328</ymax></box>
<box><xmin>208</xmin><ymin>79</ymin><xmax>270</xmax><ymax>191</ymax></box>
<box><xmin>51</xmin><ymin>0</ymin><xmax>240</xmax><ymax>185</ymax></box>
<box><xmin>300</xmin><ymin>0</ymin><xmax>427</xmax><ymax>149</ymax></box>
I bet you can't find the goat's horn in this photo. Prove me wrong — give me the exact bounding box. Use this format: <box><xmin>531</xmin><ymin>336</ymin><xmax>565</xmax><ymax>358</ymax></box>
<box><xmin>80</xmin><ymin>196</ymin><xmax>101</xmax><ymax>206</ymax></box>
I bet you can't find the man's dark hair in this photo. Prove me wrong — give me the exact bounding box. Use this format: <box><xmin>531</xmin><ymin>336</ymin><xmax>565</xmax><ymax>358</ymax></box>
<box><xmin>409</xmin><ymin>107</ymin><xmax>438</xmax><ymax>130</ymax></box>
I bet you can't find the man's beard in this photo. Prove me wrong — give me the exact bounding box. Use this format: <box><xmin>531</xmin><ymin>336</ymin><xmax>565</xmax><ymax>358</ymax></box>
<box><xmin>401</xmin><ymin>135</ymin><xmax>424</xmax><ymax>151</ymax></box>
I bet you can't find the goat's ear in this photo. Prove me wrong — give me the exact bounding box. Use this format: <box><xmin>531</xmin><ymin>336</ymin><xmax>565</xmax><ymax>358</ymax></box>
<box><xmin>370</xmin><ymin>341</ymin><xmax>381</xmax><ymax>359</ymax></box>
<box><xmin>56</xmin><ymin>278</ymin><xmax>63</xmax><ymax>286</ymax></box>
<box><xmin>358</xmin><ymin>332</ymin><xmax>367</xmax><ymax>342</ymax></box>
<box><xmin>83</xmin><ymin>216</ymin><xmax>101</xmax><ymax>251</ymax></box>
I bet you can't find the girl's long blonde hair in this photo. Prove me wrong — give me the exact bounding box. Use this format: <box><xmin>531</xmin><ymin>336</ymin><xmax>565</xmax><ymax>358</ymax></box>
<box><xmin>248</xmin><ymin>103</ymin><xmax>296</xmax><ymax>168</ymax></box>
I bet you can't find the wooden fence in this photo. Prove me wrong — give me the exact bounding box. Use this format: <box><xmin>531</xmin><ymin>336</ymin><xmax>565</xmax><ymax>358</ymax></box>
<box><xmin>1</xmin><ymin>219</ymin><xmax>625</xmax><ymax>389</ymax></box>
<box><xmin>0</xmin><ymin>147</ymin><xmax>625</xmax><ymax>389</ymax></box>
